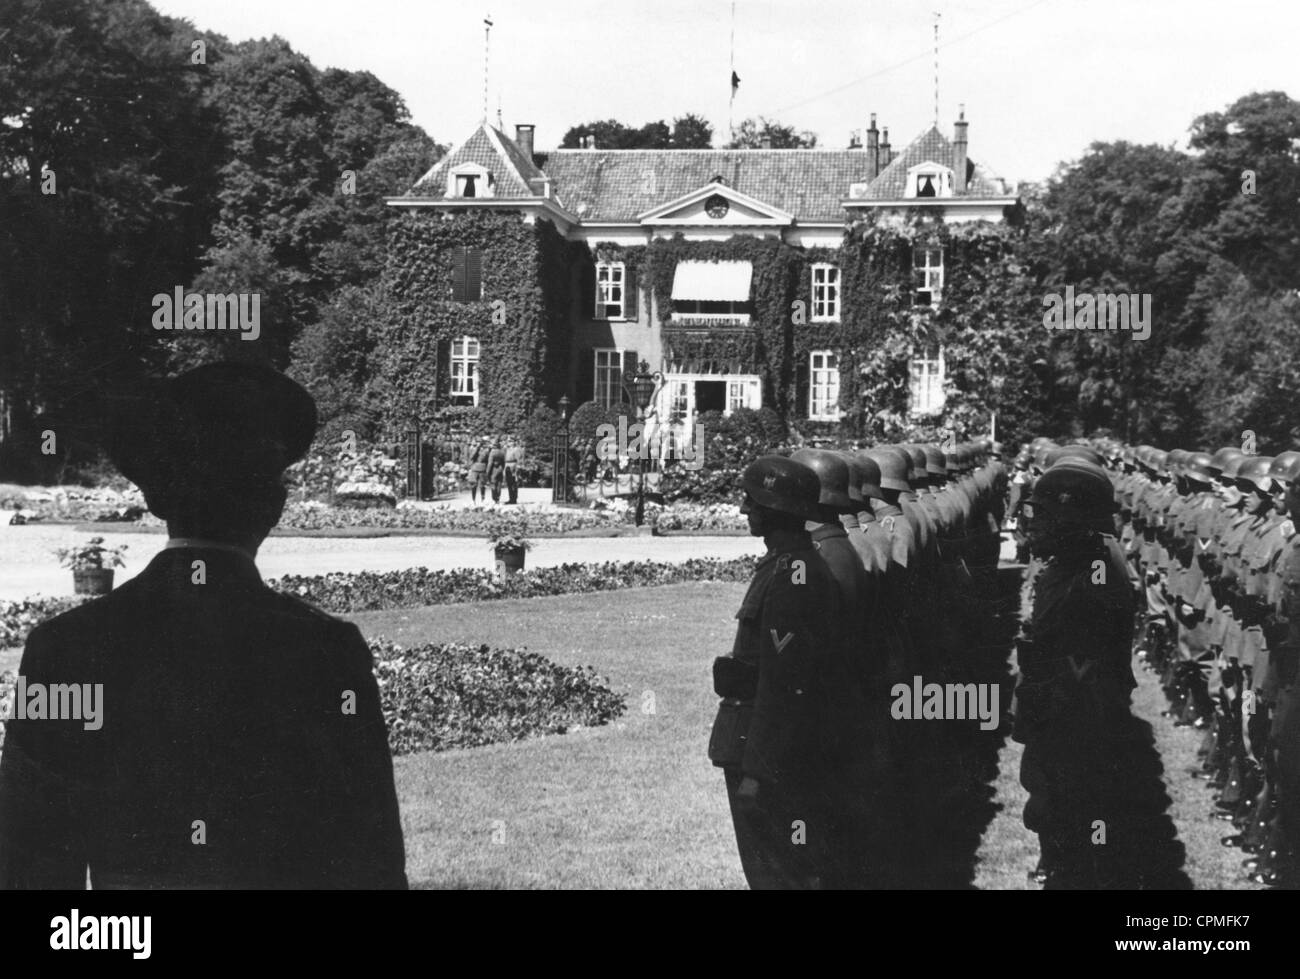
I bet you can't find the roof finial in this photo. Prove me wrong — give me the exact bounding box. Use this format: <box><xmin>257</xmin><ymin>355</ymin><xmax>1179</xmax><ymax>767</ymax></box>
<box><xmin>482</xmin><ymin>13</ymin><xmax>493</xmax><ymax>126</ymax></box>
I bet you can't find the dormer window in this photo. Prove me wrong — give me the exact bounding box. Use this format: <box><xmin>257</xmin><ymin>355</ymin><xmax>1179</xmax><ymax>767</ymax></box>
<box><xmin>449</xmin><ymin>163</ymin><xmax>494</xmax><ymax>199</ymax></box>
<box><xmin>905</xmin><ymin>162</ymin><xmax>954</xmax><ymax>199</ymax></box>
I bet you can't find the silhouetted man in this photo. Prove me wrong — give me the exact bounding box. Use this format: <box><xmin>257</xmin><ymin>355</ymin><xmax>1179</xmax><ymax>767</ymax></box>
<box><xmin>0</xmin><ymin>362</ymin><xmax>407</xmax><ymax>889</ymax></box>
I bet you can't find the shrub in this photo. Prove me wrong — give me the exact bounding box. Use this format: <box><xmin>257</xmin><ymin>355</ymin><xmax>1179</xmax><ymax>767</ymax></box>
<box><xmin>374</xmin><ymin>639</ymin><xmax>625</xmax><ymax>756</ymax></box>
<box><xmin>270</xmin><ymin>557</ymin><xmax>760</xmax><ymax>614</ymax></box>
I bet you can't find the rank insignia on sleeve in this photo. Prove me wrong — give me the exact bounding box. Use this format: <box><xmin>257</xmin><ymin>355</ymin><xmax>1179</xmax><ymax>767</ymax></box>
<box><xmin>770</xmin><ymin>629</ymin><xmax>795</xmax><ymax>653</ymax></box>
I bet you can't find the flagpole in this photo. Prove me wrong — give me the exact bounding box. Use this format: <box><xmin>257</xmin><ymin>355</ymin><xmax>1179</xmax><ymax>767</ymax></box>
<box><xmin>729</xmin><ymin>1</ymin><xmax>736</xmax><ymax>140</ymax></box>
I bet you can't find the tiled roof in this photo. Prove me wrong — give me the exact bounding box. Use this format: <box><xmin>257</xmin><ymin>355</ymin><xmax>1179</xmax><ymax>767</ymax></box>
<box><xmin>537</xmin><ymin>149</ymin><xmax>875</xmax><ymax>222</ymax></box>
<box><xmin>409</xmin><ymin>124</ymin><xmax>545</xmax><ymax>198</ymax></box>
<box><xmin>859</xmin><ymin>125</ymin><xmax>1011</xmax><ymax>199</ymax></box>
<box><xmin>402</xmin><ymin>124</ymin><xmax>1013</xmax><ymax>217</ymax></box>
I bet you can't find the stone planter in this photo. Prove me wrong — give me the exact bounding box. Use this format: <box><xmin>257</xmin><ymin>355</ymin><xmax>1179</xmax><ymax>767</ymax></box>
<box><xmin>73</xmin><ymin>568</ymin><xmax>115</xmax><ymax>595</ymax></box>
<box><xmin>494</xmin><ymin>544</ymin><xmax>526</xmax><ymax>577</ymax></box>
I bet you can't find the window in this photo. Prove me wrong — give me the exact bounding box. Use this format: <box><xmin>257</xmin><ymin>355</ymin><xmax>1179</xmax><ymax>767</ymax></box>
<box><xmin>594</xmin><ymin>349</ymin><xmax>635</xmax><ymax>408</ymax></box>
<box><xmin>909</xmin><ymin>344</ymin><xmax>945</xmax><ymax>416</ymax></box>
<box><xmin>450</xmin><ymin>164</ymin><xmax>494</xmax><ymax>199</ymax></box>
<box><xmin>450</xmin><ymin>336</ymin><xmax>480</xmax><ymax>405</ymax></box>
<box><xmin>452</xmin><ymin>247</ymin><xmax>483</xmax><ymax>302</ymax></box>
<box><xmin>913</xmin><ymin>247</ymin><xmax>943</xmax><ymax>307</ymax></box>
<box><xmin>809</xmin><ymin>351</ymin><xmax>839</xmax><ymax>420</ymax></box>
<box><xmin>727</xmin><ymin>380</ymin><xmax>746</xmax><ymax>414</ymax></box>
<box><xmin>811</xmin><ymin>264</ymin><xmax>840</xmax><ymax>322</ymax></box>
<box><xmin>595</xmin><ymin>262</ymin><xmax>625</xmax><ymax>319</ymax></box>
<box><xmin>667</xmin><ymin>379</ymin><xmax>689</xmax><ymax>423</ymax></box>
<box><xmin>905</xmin><ymin>162</ymin><xmax>953</xmax><ymax>199</ymax></box>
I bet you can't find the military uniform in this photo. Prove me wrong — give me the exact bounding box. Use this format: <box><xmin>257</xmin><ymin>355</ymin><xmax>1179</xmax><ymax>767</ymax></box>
<box><xmin>708</xmin><ymin>529</ymin><xmax>861</xmax><ymax>888</ymax></box>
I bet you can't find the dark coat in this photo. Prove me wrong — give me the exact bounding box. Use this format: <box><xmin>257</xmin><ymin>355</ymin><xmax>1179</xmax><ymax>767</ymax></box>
<box><xmin>0</xmin><ymin>546</ymin><xmax>407</xmax><ymax>889</ymax></box>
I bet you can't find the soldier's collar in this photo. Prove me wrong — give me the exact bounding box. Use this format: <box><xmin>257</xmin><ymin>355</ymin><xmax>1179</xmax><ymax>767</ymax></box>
<box><xmin>809</xmin><ymin>522</ymin><xmax>848</xmax><ymax>541</ymax></box>
<box><xmin>165</xmin><ymin>538</ymin><xmax>258</xmax><ymax>561</ymax></box>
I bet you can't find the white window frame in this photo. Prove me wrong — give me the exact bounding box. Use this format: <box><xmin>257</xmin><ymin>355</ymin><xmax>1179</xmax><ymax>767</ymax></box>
<box><xmin>449</xmin><ymin>163</ymin><xmax>494</xmax><ymax>199</ymax></box>
<box><xmin>450</xmin><ymin>335</ymin><xmax>481</xmax><ymax>405</ymax></box>
<box><xmin>595</xmin><ymin>262</ymin><xmax>626</xmax><ymax>320</ymax></box>
<box><xmin>811</xmin><ymin>263</ymin><xmax>840</xmax><ymax>322</ymax></box>
<box><xmin>909</xmin><ymin>344</ymin><xmax>946</xmax><ymax>417</ymax></box>
<box><xmin>809</xmin><ymin>350</ymin><xmax>839</xmax><ymax>421</ymax></box>
<box><xmin>905</xmin><ymin>161</ymin><xmax>953</xmax><ymax>199</ymax></box>
<box><xmin>913</xmin><ymin>246</ymin><xmax>944</xmax><ymax>307</ymax></box>
<box><xmin>593</xmin><ymin>348</ymin><xmax>627</xmax><ymax>408</ymax></box>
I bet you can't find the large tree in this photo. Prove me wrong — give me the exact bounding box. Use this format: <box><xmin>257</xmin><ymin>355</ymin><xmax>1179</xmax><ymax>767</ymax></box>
<box><xmin>727</xmin><ymin>117</ymin><xmax>817</xmax><ymax>149</ymax></box>
<box><xmin>0</xmin><ymin>0</ymin><xmax>223</xmax><ymax>479</ymax></box>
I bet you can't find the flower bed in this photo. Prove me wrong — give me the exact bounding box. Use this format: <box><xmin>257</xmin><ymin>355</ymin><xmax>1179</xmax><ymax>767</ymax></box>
<box><xmin>0</xmin><ymin>644</ymin><xmax>624</xmax><ymax>758</ymax></box>
<box><xmin>270</xmin><ymin>557</ymin><xmax>759</xmax><ymax>614</ymax></box>
<box><xmin>0</xmin><ymin>556</ymin><xmax>760</xmax><ymax>649</ymax></box>
<box><xmin>374</xmin><ymin>639</ymin><xmax>625</xmax><ymax>756</ymax></box>
<box><xmin>2</xmin><ymin>485</ymin><xmax>147</xmax><ymax>524</ymax></box>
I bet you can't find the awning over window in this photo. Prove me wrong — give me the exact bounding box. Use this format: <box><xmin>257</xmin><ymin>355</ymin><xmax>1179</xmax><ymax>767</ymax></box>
<box><xmin>670</xmin><ymin>261</ymin><xmax>753</xmax><ymax>302</ymax></box>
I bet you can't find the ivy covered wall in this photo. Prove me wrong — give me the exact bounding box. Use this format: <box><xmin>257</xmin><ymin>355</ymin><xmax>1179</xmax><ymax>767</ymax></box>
<box><xmin>375</xmin><ymin>205</ymin><xmax>1042</xmax><ymax>446</ymax></box>
<box><xmin>375</xmin><ymin>209</ymin><xmax>574</xmax><ymax>432</ymax></box>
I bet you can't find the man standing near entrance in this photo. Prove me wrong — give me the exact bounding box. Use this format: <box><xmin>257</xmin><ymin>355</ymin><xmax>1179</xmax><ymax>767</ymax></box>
<box><xmin>504</xmin><ymin>438</ymin><xmax>524</xmax><ymax>504</ymax></box>
<box><xmin>487</xmin><ymin>439</ymin><xmax>507</xmax><ymax>504</ymax></box>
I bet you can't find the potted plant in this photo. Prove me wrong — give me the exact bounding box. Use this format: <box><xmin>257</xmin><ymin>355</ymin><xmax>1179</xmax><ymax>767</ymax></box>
<box><xmin>485</xmin><ymin>515</ymin><xmax>532</xmax><ymax>577</ymax></box>
<box><xmin>55</xmin><ymin>536</ymin><xmax>127</xmax><ymax>595</ymax></box>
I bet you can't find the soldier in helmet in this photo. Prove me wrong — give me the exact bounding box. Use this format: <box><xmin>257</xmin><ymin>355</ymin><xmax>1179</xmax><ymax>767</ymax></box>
<box><xmin>707</xmin><ymin>455</ymin><xmax>862</xmax><ymax>889</ymax></box>
<box><xmin>1014</xmin><ymin>458</ymin><xmax>1139</xmax><ymax>888</ymax></box>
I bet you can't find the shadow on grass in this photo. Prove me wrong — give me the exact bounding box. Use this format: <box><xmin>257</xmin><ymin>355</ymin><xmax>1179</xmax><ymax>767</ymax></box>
<box><xmin>900</xmin><ymin>562</ymin><xmax>1190</xmax><ymax>890</ymax></box>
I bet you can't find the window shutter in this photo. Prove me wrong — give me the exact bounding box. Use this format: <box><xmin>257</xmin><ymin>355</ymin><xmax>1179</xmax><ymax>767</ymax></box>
<box><xmin>622</xmin><ymin>350</ymin><xmax>639</xmax><ymax>404</ymax></box>
<box><xmin>582</xmin><ymin>260</ymin><xmax>596</xmax><ymax>319</ymax></box>
<box><xmin>624</xmin><ymin>267</ymin><xmax>638</xmax><ymax>321</ymax></box>
<box><xmin>451</xmin><ymin>247</ymin><xmax>467</xmax><ymax>302</ymax></box>
<box><xmin>466</xmin><ymin>247</ymin><xmax>483</xmax><ymax>301</ymax></box>
<box><xmin>577</xmin><ymin>346</ymin><xmax>596</xmax><ymax>403</ymax></box>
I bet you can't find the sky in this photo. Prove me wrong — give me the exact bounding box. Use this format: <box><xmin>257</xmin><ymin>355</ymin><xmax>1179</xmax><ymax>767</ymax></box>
<box><xmin>150</xmin><ymin>0</ymin><xmax>1299</xmax><ymax>184</ymax></box>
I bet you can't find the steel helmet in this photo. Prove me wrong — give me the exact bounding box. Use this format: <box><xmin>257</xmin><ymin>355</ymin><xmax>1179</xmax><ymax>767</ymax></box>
<box><xmin>840</xmin><ymin>452</ymin><xmax>885</xmax><ymax>502</ymax></box>
<box><xmin>1236</xmin><ymin>456</ymin><xmax>1277</xmax><ymax>493</ymax></box>
<box><xmin>1185</xmin><ymin>451</ymin><xmax>1216</xmax><ymax>483</ymax></box>
<box><xmin>1045</xmin><ymin>445</ymin><xmax>1106</xmax><ymax>468</ymax></box>
<box><xmin>866</xmin><ymin>446</ymin><xmax>912</xmax><ymax>492</ymax></box>
<box><xmin>922</xmin><ymin>445</ymin><xmax>948</xmax><ymax>480</ymax></box>
<box><xmin>1221</xmin><ymin>453</ymin><xmax>1250</xmax><ymax>481</ymax></box>
<box><xmin>1207</xmin><ymin>447</ymin><xmax>1245</xmax><ymax>477</ymax></box>
<box><xmin>1268</xmin><ymin>451</ymin><xmax>1300</xmax><ymax>485</ymax></box>
<box><xmin>789</xmin><ymin>448</ymin><xmax>854</xmax><ymax>511</ymax></box>
<box><xmin>898</xmin><ymin>444</ymin><xmax>930</xmax><ymax>484</ymax></box>
<box><xmin>739</xmin><ymin>455</ymin><xmax>823</xmax><ymax>521</ymax></box>
<box><xmin>1029</xmin><ymin>458</ymin><xmax>1118</xmax><ymax>517</ymax></box>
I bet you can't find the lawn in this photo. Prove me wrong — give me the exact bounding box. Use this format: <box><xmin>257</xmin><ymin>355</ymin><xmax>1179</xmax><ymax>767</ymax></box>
<box><xmin>354</xmin><ymin>582</ymin><xmax>749</xmax><ymax>889</ymax></box>
<box><xmin>0</xmin><ymin>577</ymin><xmax>1272</xmax><ymax>889</ymax></box>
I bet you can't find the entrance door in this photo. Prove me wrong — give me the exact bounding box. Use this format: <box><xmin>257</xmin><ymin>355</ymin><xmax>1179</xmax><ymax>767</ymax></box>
<box><xmin>695</xmin><ymin>380</ymin><xmax>726</xmax><ymax>414</ymax></box>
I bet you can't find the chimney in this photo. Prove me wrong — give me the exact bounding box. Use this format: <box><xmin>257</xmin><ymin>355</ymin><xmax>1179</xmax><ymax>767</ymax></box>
<box><xmin>953</xmin><ymin>104</ymin><xmax>968</xmax><ymax>193</ymax></box>
<box><xmin>880</xmin><ymin>127</ymin><xmax>891</xmax><ymax>168</ymax></box>
<box><xmin>515</xmin><ymin>124</ymin><xmax>535</xmax><ymax>162</ymax></box>
<box><xmin>848</xmin><ymin>130</ymin><xmax>861</xmax><ymax>149</ymax></box>
<box><xmin>761</xmin><ymin>136</ymin><xmax>772</xmax><ymax>150</ymax></box>
<box><xmin>866</xmin><ymin>113</ymin><xmax>879</xmax><ymax>177</ymax></box>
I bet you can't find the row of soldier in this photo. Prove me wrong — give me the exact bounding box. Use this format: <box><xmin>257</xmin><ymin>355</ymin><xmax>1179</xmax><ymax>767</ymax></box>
<box><xmin>708</xmin><ymin>439</ymin><xmax>1011</xmax><ymax>889</ymax></box>
<box><xmin>1011</xmin><ymin>437</ymin><xmax>1300</xmax><ymax>888</ymax></box>
<box><xmin>1113</xmin><ymin>441</ymin><xmax>1299</xmax><ymax>887</ymax></box>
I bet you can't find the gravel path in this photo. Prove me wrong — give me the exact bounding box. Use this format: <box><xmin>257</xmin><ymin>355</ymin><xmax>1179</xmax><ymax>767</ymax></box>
<box><xmin>0</xmin><ymin>522</ymin><xmax>764</xmax><ymax>601</ymax></box>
